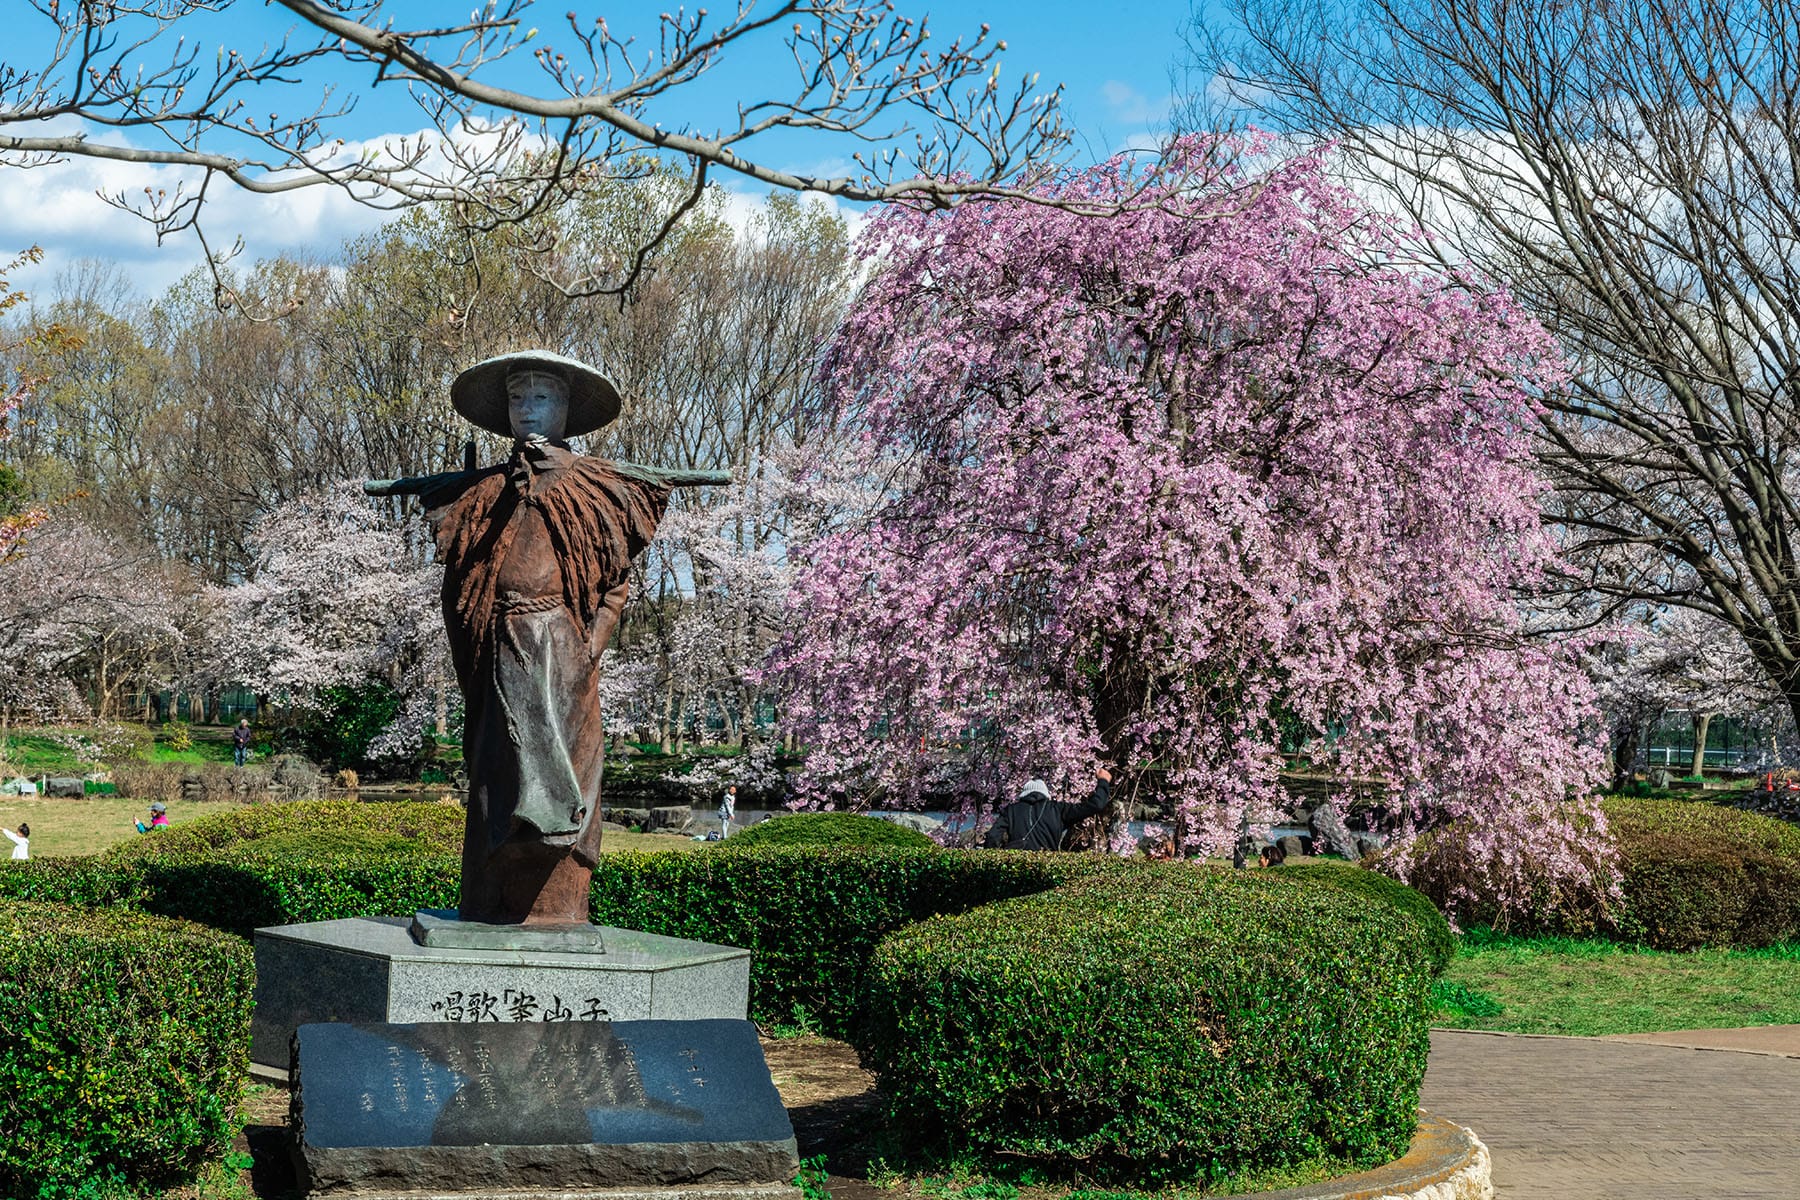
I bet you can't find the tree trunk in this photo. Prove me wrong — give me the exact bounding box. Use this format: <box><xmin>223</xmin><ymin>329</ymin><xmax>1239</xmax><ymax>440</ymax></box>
<box><xmin>1691</xmin><ymin>712</ymin><xmax>1713</xmax><ymax>778</ymax></box>
<box><xmin>718</xmin><ymin>695</ymin><xmax>739</xmax><ymax>747</ymax></box>
<box><xmin>659</xmin><ymin>675</ymin><xmax>676</xmax><ymax>755</ymax></box>
<box><xmin>1610</xmin><ymin>718</ymin><xmax>1645</xmax><ymax>793</ymax></box>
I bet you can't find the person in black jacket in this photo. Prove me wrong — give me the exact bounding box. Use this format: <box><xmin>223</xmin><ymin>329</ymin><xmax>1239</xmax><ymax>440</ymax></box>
<box><xmin>982</xmin><ymin>767</ymin><xmax>1114</xmax><ymax>851</ymax></box>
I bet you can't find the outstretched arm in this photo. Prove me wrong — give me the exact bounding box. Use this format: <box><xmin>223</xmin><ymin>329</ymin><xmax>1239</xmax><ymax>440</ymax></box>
<box><xmin>366</xmin><ymin>460</ymin><xmax>730</xmax><ymax>497</ymax></box>
<box><xmin>1058</xmin><ymin>767</ymin><xmax>1115</xmax><ymax>821</ymax></box>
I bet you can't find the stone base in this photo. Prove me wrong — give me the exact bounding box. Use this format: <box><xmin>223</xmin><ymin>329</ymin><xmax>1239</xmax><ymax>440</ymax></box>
<box><xmin>253</xmin><ymin>917</ymin><xmax>750</xmax><ymax>1076</ymax></box>
<box><xmin>410</xmin><ymin>909</ymin><xmax>610</xmax><ymax>952</ymax></box>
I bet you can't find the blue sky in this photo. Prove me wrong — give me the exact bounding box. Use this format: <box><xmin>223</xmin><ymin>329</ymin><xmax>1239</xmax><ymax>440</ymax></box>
<box><xmin>0</xmin><ymin>1</ymin><xmax>1207</xmax><ymax>300</ymax></box>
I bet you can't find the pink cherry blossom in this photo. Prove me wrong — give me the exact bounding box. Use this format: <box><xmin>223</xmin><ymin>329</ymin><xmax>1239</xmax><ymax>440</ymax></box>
<box><xmin>768</xmin><ymin>136</ymin><xmax>1610</xmax><ymax>919</ymax></box>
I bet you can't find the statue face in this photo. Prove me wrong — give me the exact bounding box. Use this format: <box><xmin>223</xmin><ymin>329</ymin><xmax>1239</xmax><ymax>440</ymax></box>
<box><xmin>507</xmin><ymin>371</ymin><xmax>570</xmax><ymax>440</ymax></box>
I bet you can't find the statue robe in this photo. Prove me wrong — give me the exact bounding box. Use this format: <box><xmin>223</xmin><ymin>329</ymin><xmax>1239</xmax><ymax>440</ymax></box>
<box><xmin>426</xmin><ymin>440</ymin><xmax>669</xmax><ymax>924</ymax></box>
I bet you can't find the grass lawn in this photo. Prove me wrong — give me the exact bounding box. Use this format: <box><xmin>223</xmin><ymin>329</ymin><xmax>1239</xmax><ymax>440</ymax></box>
<box><xmin>0</xmin><ymin>730</ymin><xmax>94</xmax><ymax>775</ymax></box>
<box><xmin>0</xmin><ymin>795</ymin><xmax>244</xmax><ymax>857</ymax></box>
<box><xmin>1433</xmin><ymin>928</ymin><xmax>1800</xmax><ymax>1036</ymax></box>
<box><xmin>1</xmin><ymin>726</ymin><xmax>237</xmax><ymax>777</ymax></box>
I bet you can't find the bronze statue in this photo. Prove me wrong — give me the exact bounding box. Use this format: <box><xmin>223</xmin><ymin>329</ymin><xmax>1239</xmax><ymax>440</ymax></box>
<box><xmin>368</xmin><ymin>351</ymin><xmax>723</xmax><ymax>929</ymax></box>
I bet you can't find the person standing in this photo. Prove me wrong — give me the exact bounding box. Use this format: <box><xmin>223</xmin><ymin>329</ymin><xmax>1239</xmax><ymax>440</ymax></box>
<box><xmin>232</xmin><ymin>719</ymin><xmax>252</xmax><ymax>767</ymax></box>
<box><xmin>719</xmin><ymin>784</ymin><xmax>737</xmax><ymax>839</ymax></box>
<box><xmin>1</xmin><ymin>822</ymin><xmax>28</xmax><ymax>860</ymax></box>
<box><xmin>982</xmin><ymin>767</ymin><xmax>1114</xmax><ymax>851</ymax></box>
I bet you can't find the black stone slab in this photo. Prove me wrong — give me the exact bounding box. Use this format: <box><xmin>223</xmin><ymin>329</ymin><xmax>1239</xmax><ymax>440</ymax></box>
<box><xmin>292</xmin><ymin>1018</ymin><xmax>798</xmax><ymax>1195</ymax></box>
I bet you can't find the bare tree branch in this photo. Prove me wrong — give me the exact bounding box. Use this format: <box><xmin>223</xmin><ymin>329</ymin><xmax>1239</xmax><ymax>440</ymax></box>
<box><xmin>1197</xmin><ymin>0</ymin><xmax>1800</xmax><ymax>726</ymax></box>
<box><xmin>0</xmin><ymin>0</ymin><xmax>1080</xmax><ymax>307</ymax></box>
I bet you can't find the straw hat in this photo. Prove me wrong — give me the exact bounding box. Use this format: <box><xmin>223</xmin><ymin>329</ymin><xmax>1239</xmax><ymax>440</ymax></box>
<box><xmin>450</xmin><ymin>350</ymin><xmax>623</xmax><ymax>439</ymax></box>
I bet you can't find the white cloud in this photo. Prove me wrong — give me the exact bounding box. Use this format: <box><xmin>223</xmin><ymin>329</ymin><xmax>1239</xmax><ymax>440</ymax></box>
<box><xmin>1100</xmin><ymin>80</ymin><xmax>1171</xmax><ymax>127</ymax></box>
<box><xmin>711</xmin><ymin>183</ymin><xmax>867</xmax><ymax>246</ymax></box>
<box><xmin>0</xmin><ymin>150</ymin><xmax>394</xmax><ymax>301</ymax></box>
<box><xmin>0</xmin><ymin>120</ymin><xmax>555</xmax><ymax>301</ymax></box>
<box><xmin>0</xmin><ymin>119</ymin><xmax>878</xmax><ymax>304</ymax></box>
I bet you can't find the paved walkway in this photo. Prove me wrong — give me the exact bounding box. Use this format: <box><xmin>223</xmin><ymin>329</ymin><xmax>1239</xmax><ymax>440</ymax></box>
<box><xmin>1421</xmin><ymin>1028</ymin><xmax>1800</xmax><ymax>1199</ymax></box>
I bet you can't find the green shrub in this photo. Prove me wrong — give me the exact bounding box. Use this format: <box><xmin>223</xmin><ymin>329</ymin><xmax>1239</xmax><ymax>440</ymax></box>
<box><xmin>291</xmin><ymin>682</ymin><xmax>407</xmax><ymax>771</ymax></box>
<box><xmin>591</xmin><ymin>847</ymin><xmax>1103</xmax><ymax>1034</ymax></box>
<box><xmin>91</xmin><ymin>722</ymin><xmax>155</xmax><ymax>767</ymax></box>
<box><xmin>724</xmin><ymin>811</ymin><xmax>937</xmax><ymax>850</ymax></box>
<box><xmin>1278</xmin><ymin>861</ymin><xmax>1456</xmax><ymax>975</ymax></box>
<box><xmin>0</xmin><ymin>858</ymin><xmax>143</xmax><ymax>910</ymax></box>
<box><xmin>0</xmin><ymin>900</ymin><xmax>253</xmax><ymax>1199</ymax></box>
<box><xmin>0</xmin><ymin>803</ymin><xmax>465</xmax><ymax>937</ymax></box>
<box><xmin>136</xmin><ymin>831</ymin><xmax>460</xmax><ymax>936</ymax></box>
<box><xmin>1605</xmin><ymin>797</ymin><xmax>1800</xmax><ymax>949</ymax></box>
<box><xmin>103</xmin><ymin>799</ymin><xmax>465</xmax><ymax>864</ymax></box>
<box><xmin>161</xmin><ymin>720</ymin><xmax>193</xmax><ymax>753</ymax></box>
<box><xmin>8</xmin><ymin>804</ymin><xmax>1089</xmax><ymax>1035</ymax></box>
<box><xmin>1404</xmin><ymin>796</ymin><xmax>1800</xmax><ymax>949</ymax></box>
<box><xmin>856</xmin><ymin>865</ymin><xmax>1432</xmax><ymax>1185</ymax></box>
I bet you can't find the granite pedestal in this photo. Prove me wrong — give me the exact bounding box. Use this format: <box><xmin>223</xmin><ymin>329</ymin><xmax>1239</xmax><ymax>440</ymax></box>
<box><xmin>292</xmin><ymin>1019</ymin><xmax>799</xmax><ymax>1198</ymax></box>
<box><xmin>253</xmin><ymin>917</ymin><xmax>751</xmax><ymax>1077</ymax></box>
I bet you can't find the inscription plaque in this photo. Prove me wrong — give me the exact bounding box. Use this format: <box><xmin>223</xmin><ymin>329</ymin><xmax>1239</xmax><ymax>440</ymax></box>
<box><xmin>292</xmin><ymin>1018</ymin><xmax>799</xmax><ymax>1194</ymax></box>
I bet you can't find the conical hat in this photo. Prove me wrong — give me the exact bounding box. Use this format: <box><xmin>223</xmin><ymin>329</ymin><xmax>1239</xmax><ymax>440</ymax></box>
<box><xmin>450</xmin><ymin>350</ymin><xmax>623</xmax><ymax>438</ymax></box>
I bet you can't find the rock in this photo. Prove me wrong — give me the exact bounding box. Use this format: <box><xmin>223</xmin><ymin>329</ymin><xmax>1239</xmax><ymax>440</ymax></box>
<box><xmin>1355</xmin><ymin>833</ymin><xmax>1384</xmax><ymax>861</ymax></box>
<box><xmin>1307</xmin><ymin>802</ymin><xmax>1356</xmax><ymax>857</ymax></box>
<box><xmin>648</xmin><ymin>804</ymin><xmax>692</xmax><ymax>832</ymax></box>
<box><xmin>1277</xmin><ymin>835</ymin><xmax>1306</xmax><ymax>860</ymax></box>
<box><xmin>881</xmin><ymin>813</ymin><xmax>941</xmax><ymax>834</ymax></box>
<box><xmin>270</xmin><ymin>755</ymin><xmax>324</xmax><ymax>799</ymax></box>
<box><xmin>607</xmin><ymin>806</ymin><xmax>651</xmax><ymax>830</ymax></box>
<box><xmin>44</xmin><ymin>777</ymin><xmax>84</xmax><ymax>798</ymax></box>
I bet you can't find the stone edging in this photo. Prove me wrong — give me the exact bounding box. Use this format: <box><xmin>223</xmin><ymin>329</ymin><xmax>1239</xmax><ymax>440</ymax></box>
<box><xmin>1248</xmin><ymin>1112</ymin><xmax>1490</xmax><ymax>1200</ymax></box>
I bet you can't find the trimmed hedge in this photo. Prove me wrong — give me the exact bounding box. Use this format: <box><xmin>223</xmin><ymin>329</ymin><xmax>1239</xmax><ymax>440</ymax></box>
<box><xmin>0</xmin><ymin>801</ymin><xmax>1458</xmax><ymax>1038</ymax></box>
<box><xmin>135</xmin><ymin>831</ymin><xmax>461</xmax><ymax>936</ymax></box>
<box><xmin>857</xmin><ymin>865</ymin><xmax>1433</xmax><ymax>1185</ymax></box>
<box><xmin>0</xmin><ymin>799</ymin><xmax>1460</xmax><ymax>1190</ymax></box>
<box><xmin>0</xmin><ymin>901</ymin><xmax>253</xmax><ymax>1199</ymax></box>
<box><xmin>102</xmin><ymin>798</ymin><xmax>465</xmax><ymax>864</ymax></box>
<box><xmin>1400</xmin><ymin>796</ymin><xmax>1800</xmax><ymax>949</ymax></box>
<box><xmin>591</xmin><ymin>847</ymin><xmax>1110</xmax><ymax>1033</ymax></box>
<box><xmin>723</xmin><ymin>811</ymin><xmax>937</xmax><ymax>850</ymax></box>
<box><xmin>1606</xmin><ymin>797</ymin><xmax>1800</xmax><ymax>949</ymax></box>
<box><xmin>0</xmin><ymin>818</ymin><xmax>1089</xmax><ymax>1034</ymax></box>
<box><xmin>1277</xmin><ymin>861</ymin><xmax>1455</xmax><ymax>975</ymax></box>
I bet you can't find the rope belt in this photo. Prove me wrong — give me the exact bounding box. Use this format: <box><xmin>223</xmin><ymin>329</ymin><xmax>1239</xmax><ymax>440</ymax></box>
<box><xmin>497</xmin><ymin>591</ymin><xmax>564</xmax><ymax>614</ymax></box>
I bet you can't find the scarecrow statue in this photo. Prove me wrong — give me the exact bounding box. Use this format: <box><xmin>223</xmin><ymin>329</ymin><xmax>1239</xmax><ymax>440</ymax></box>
<box><xmin>368</xmin><ymin>351</ymin><xmax>723</xmax><ymax>929</ymax></box>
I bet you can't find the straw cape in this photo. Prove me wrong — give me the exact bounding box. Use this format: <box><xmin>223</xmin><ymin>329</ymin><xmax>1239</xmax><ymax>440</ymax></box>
<box><xmin>450</xmin><ymin>350</ymin><xmax>624</xmax><ymax>439</ymax></box>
